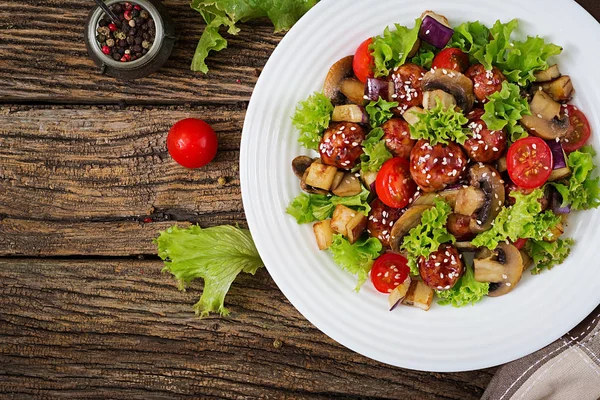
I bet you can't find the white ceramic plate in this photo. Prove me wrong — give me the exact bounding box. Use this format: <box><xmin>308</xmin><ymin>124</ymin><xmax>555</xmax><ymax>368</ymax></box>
<box><xmin>240</xmin><ymin>0</ymin><xmax>600</xmax><ymax>371</ymax></box>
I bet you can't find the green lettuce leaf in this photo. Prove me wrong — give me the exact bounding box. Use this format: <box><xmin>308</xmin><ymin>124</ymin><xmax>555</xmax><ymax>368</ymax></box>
<box><xmin>286</xmin><ymin>187</ymin><xmax>372</xmax><ymax>224</ymax></box>
<box><xmin>410</xmin><ymin>42</ymin><xmax>436</xmax><ymax>70</ymax></box>
<box><xmin>291</xmin><ymin>92</ymin><xmax>334</xmax><ymax>151</ymax></box>
<box><xmin>365</xmin><ymin>97</ymin><xmax>399</xmax><ymax>128</ymax></box>
<box><xmin>401</xmin><ymin>198</ymin><xmax>455</xmax><ymax>275</ymax></box>
<box><xmin>156</xmin><ymin>225</ymin><xmax>263</xmax><ymax>317</ymax></box>
<box><xmin>190</xmin><ymin>0</ymin><xmax>317</xmax><ymax>73</ymax></box>
<box><xmin>481</xmin><ymin>81</ymin><xmax>530</xmax><ymax>142</ymax></box>
<box><xmin>329</xmin><ymin>235</ymin><xmax>382</xmax><ymax>291</ymax></box>
<box><xmin>526</xmin><ymin>238</ymin><xmax>575</xmax><ymax>275</ymax></box>
<box><xmin>409</xmin><ymin>99</ymin><xmax>471</xmax><ymax>145</ymax></box>
<box><xmin>448</xmin><ymin>20</ymin><xmax>490</xmax><ymax>64</ymax></box>
<box><xmin>370</xmin><ymin>19</ymin><xmax>422</xmax><ymax>78</ymax></box>
<box><xmin>551</xmin><ymin>146</ymin><xmax>600</xmax><ymax>210</ymax></box>
<box><xmin>436</xmin><ymin>263</ymin><xmax>489</xmax><ymax>307</ymax></box>
<box><xmin>360</xmin><ymin>128</ymin><xmax>393</xmax><ymax>172</ymax></box>
<box><xmin>471</xmin><ymin>189</ymin><xmax>562</xmax><ymax>250</ymax></box>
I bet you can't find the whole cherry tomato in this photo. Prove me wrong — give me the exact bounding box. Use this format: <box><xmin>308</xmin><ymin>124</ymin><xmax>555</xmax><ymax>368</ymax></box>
<box><xmin>353</xmin><ymin>38</ymin><xmax>375</xmax><ymax>84</ymax></box>
<box><xmin>431</xmin><ymin>48</ymin><xmax>470</xmax><ymax>73</ymax></box>
<box><xmin>167</xmin><ymin>118</ymin><xmax>218</xmax><ymax>169</ymax></box>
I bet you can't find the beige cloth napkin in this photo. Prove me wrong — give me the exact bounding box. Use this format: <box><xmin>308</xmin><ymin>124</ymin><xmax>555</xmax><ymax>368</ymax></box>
<box><xmin>482</xmin><ymin>304</ymin><xmax>600</xmax><ymax>400</ymax></box>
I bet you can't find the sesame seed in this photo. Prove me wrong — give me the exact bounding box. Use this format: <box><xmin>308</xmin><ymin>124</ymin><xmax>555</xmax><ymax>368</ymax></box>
<box><xmin>384</xmin><ymin>272</ymin><xmax>389</xmax><ymax>278</ymax></box>
<box><xmin>387</xmin><ymin>288</ymin><xmax>392</xmax><ymax>293</ymax></box>
<box><xmin>350</xmin><ymin>126</ymin><xmax>356</xmax><ymax>131</ymax></box>
<box><xmin>502</xmin><ymin>274</ymin><xmax>508</xmax><ymax>279</ymax></box>
<box><xmin>506</xmin><ymin>282</ymin><xmax>512</xmax><ymax>287</ymax></box>
<box><xmin>425</xmin><ymin>29</ymin><xmax>431</xmax><ymax>34</ymax></box>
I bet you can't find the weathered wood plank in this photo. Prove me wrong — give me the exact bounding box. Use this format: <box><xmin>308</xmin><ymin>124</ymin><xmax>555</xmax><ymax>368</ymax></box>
<box><xmin>0</xmin><ymin>259</ymin><xmax>496</xmax><ymax>399</ymax></box>
<box><xmin>0</xmin><ymin>0</ymin><xmax>277</xmax><ymax>104</ymax></box>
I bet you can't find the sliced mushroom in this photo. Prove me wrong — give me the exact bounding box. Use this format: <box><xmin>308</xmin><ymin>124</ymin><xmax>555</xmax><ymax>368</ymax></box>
<box><xmin>534</xmin><ymin>64</ymin><xmax>560</xmax><ymax>82</ymax></box>
<box><xmin>389</xmin><ymin>205</ymin><xmax>433</xmax><ymax>252</ymax></box>
<box><xmin>540</xmin><ymin>76</ymin><xmax>574</xmax><ymax>103</ymax></box>
<box><xmin>421</xmin><ymin>69</ymin><xmax>475</xmax><ymax>113</ymax></box>
<box><xmin>520</xmin><ymin>90</ymin><xmax>570</xmax><ymax>140</ymax></box>
<box><xmin>423</xmin><ymin>89</ymin><xmax>457</xmax><ymax>111</ymax></box>
<box><xmin>469</xmin><ymin>164</ymin><xmax>505</xmax><ymax>234</ymax></box>
<box><xmin>331</xmin><ymin>172</ymin><xmax>362</xmax><ymax>197</ymax></box>
<box><xmin>455</xmin><ymin>186</ymin><xmax>486</xmax><ymax>216</ymax></box>
<box><xmin>412</xmin><ymin>187</ymin><xmax>460</xmax><ymax>208</ymax></box>
<box><xmin>292</xmin><ymin>156</ymin><xmax>315</xmax><ymax>180</ymax></box>
<box><xmin>473</xmin><ymin>242</ymin><xmax>523</xmax><ymax>297</ymax></box>
<box><xmin>455</xmin><ymin>241</ymin><xmax>478</xmax><ymax>251</ymax></box>
<box><xmin>323</xmin><ymin>56</ymin><xmax>354</xmax><ymax>105</ymax></box>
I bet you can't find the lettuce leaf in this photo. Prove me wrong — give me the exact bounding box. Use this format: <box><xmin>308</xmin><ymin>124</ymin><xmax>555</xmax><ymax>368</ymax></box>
<box><xmin>365</xmin><ymin>97</ymin><xmax>399</xmax><ymax>128</ymax></box>
<box><xmin>400</xmin><ymin>198</ymin><xmax>455</xmax><ymax>275</ymax></box>
<box><xmin>481</xmin><ymin>81</ymin><xmax>530</xmax><ymax>142</ymax></box>
<box><xmin>369</xmin><ymin>19</ymin><xmax>422</xmax><ymax>78</ymax></box>
<box><xmin>291</xmin><ymin>92</ymin><xmax>334</xmax><ymax>151</ymax></box>
<box><xmin>286</xmin><ymin>187</ymin><xmax>372</xmax><ymax>224</ymax></box>
<box><xmin>410</xmin><ymin>42</ymin><xmax>436</xmax><ymax>70</ymax></box>
<box><xmin>526</xmin><ymin>238</ymin><xmax>574</xmax><ymax>275</ymax></box>
<box><xmin>190</xmin><ymin>0</ymin><xmax>318</xmax><ymax>73</ymax></box>
<box><xmin>156</xmin><ymin>225</ymin><xmax>263</xmax><ymax>317</ymax></box>
<box><xmin>360</xmin><ymin>128</ymin><xmax>393</xmax><ymax>172</ymax></box>
<box><xmin>409</xmin><ymin>99</ymin><xmax>471</xmax><ymax>145</ymax></box>
<box><xmin>329</xmin><ymin>235</ymin><xmax>382</xmax><ymax>291</ymax></box>
<box><xmin>436</xmin><ymin>263</ymin><xmax>489</xmax><ymax>307</ymax></box>
<box><xmin>471</xmin><ymin>189</ymin><xmax>562</xmax><ymax>250</ymax></box>
<box><xmin>551</xmin><ymin>146</ymin><xmax>600</xmax><ymax>210</ymax></box>
<box><xmin>448</xmin><ymin>20</ymin><xmax>490</xmax><ymax>64</ymax></box>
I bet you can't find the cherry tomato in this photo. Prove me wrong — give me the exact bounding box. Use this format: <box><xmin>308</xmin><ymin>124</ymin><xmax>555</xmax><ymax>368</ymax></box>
<box><xmin>370</xmin><ymin>253</ymin><xmax>410</xmax><ymax>294</ymax></box>
<box><xmin>376</xmin><ymin>157</ymin><xmax>417</xmax><ymax>209</ymax></box>
<box><xmin>513</xmin><ymin>238</ymin><xmax>528</xmax><ymax>250</ymax></box>
<box><xmin>353</xmin><ymin>38</ymin><xmax>375</xmax><ymax>84</ymax></box>
<box><xmin>506</xmin><ymin>137</ymin><xmax>553</xmax><ymax>189</ymax></box>
<box><xmin>431</xmin><ymin>48</ymin><xmax>470</xmax><ymax>73</ymax></box>
<box><xmin>167</xmin><ymin>118</ymin><xmax>218</xmax><ymax>169</ymax></box>
<box><xmin>562</xmin><ymin>105</ymin><xmax>591</xmax><ymax>152</ymax></box>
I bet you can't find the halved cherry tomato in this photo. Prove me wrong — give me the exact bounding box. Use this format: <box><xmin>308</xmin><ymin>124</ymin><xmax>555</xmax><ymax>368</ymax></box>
<box><xmin>431</xmin><ymin>48</ymin><xmax>470</xmax><ymax>73</ymax></box>
<box><xmin>353</xmin><ymin>38</ymin><xmax>375</xmax><ymax>84</ymax></box>
<box><xmin>506</xmin><ymin>137</ymin><xmax>553</xmax><ymax>189</ymax></box>
<box><xmin>375</xmin><ymin>157</ymin><xmax>417</xmax><ymax>209</ymax></box>
<box><xmin>562</xmin><ymin>105</ymin><xmax>591</xmax><ymax>152</ymax></box>
<box><xmin>370</xmin><ymin>253</ymin><xmax>410</xmax><ymax>294</ymax></box>
<box><xmin>512</xmin><ymin>238</ymin><xmax>528</xmax><ymax>250</ymax></box>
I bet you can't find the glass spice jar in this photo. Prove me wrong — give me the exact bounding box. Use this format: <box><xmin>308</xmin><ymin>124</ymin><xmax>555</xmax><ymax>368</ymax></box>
<box><xmin>84</xmin><ymin>0</ymin><xmax>175</xmax><ymax>80</ymax></box>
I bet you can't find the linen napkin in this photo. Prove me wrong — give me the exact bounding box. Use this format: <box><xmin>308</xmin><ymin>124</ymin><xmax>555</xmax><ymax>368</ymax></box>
<box><xmin>482</xmin><ymin>304</ymin><xmax>600</xmax><ymax>400</ymax></box>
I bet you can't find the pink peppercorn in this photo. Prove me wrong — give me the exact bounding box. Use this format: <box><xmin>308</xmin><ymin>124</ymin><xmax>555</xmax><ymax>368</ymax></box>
<box><xmin>101</xmin><ymin>45</ymin><xmax>111</xmax><ymax>55</ymax></box>
<box><xmin>124</xmin><ymin>10</ymin><xmax>132</xmax><ymax>20</ymax></box>
<box><xmin>124</xmin><ymin>2</ymin><xmax>133</xmax><ymax>10</ymax></box>
<box><xmin>108</xmin><ymin>23</ymin><xmax>117</xmax><ymax>32</ymax></box>
<box><xmin>133</xmin><ymin>4</ymin><xmax>141</xmax><ymax>10</ymax></box>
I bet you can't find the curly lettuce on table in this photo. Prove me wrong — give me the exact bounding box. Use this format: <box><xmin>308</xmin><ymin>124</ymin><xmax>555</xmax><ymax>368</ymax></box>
<box><xmin>191</xmin><ymin>0</ymin><xmax>318</xmax><ymax>73</ymax></box>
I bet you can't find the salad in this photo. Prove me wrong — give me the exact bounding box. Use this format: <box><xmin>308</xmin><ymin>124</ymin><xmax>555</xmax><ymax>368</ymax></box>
<box><xmin>286</xmin><ymin>11</ymin><xmax>600</xmax><ymax>311</ymax></box>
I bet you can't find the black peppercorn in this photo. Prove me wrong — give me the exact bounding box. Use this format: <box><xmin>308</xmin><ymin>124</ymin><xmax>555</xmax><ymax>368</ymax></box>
<box><xmin>113</xmin><ymin>4</ymin><xmax>123</xmax><ymax>13</ymax></box>
<box><xmin>121</xmin><ymin>24</ymin><xmax>130</xmax><ymax>34</ymax></box>
<box><xmin>134</xmin><ymin>36</ymin><xmax>143</xmax><ymax>45</ymax></box>
<box><xmin>98</xmin><ymin>18</ymin><xmax>108</xmax><ymax>27</ymax></box>
<box><xmin>127</xmin><ymin>36</ymin><xmax>134</xmax><ymax>45</ymax></box>
<box><xmin>118</xmin><ymin>39</ymin><xmax>127</xmax><ymax>47</ymax></box>
<box><xmin>113</xmin><ymin>53</ymin><xmax>121</xmax><ymax>61</ymax></box>
<box><xmin>132</xmin><ymin>9</ymin><xmax>140</xmax><ymax>17</ymax></box>
<box><xmin>142</xmin><ymin>32</ymin><xmax>150</xmax><ymax>40</ymax></box>
<box><xmin>142</xmin><ymin>48</ymin><xmax>148</xmax><ymax>55</ymax></box>
<box><xmin>130</xmin><ymin>55</ymin><xmax>137</xmax><ymax>61</ymax></box>
<box><xmin>141</xmin><ymin>23</ymin><xmax>148</xmax><ymax>31</ymax></box>
<box><xmin>132</xmin><ymin>44</ymin><xmax>142</xmax><ymax>53</ymax></box>
<box><xmin>135</xmin><ymin>52</ymin><xmax>143</xmax><ymax>58</ymax></box>
<box><xmin>148</xmin><ymin>19</ymin><xmax>155</xmax><ymax>29</ymax></box>
<box><xmin>96</xmin><ymin>34</ymin><xmax>106</xmax><ymax>42</ymax></box>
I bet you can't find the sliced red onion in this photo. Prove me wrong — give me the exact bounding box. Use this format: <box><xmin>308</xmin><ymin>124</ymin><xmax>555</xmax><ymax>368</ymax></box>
<box><xmin>545</xmin><ymin>139</ymin><xmax>567</xmax><ymax>169</ymax></box>
<box><xmin>389</xmin><ymin>298</ymin><xmax>402</xmax><ymax>311</ymax></box>
<box><xmin>551</xmin><ymin>189</ymin><xmax>571</xmax><ymax>214</ymax></box>
<box><xmin>419</xmin><ymin>16</ymin><xmax>454</xmax><ymax>49</ymax></box>
<box><xmin>365</xmin><ymin>78</ymin><xmax>393</xmax><ymax>102</ymax></box>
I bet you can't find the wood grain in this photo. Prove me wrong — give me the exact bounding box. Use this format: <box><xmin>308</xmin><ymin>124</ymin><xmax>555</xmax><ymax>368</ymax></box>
<box><xmin>0</xmin><ymin>0</ymin><xmax>276</xmax><ymax>104</ymax></box>
<box><xmin>0</xmin><ymin>259</ymin><xmax>496</xmax><ymax>399</ymax></box>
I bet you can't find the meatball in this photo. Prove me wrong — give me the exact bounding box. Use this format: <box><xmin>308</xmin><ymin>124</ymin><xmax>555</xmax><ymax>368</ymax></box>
<box><xmin>446</xmin><ymin>213</ymin><xmax>474</xmax><ymax>241</ymax></box>
<box><xmin>389</xmin><ymin>63</ymin><xmax>426</xmax><ymax>115</ymax></box>
<box><xmin>381</xmin><ymin>118</ymin><xmax>415</xmax><ymax>158</ymax></box>
<box><xmin>462</xmin><ymin>109</ymin><xmax>507</xmax><ymax>162</ymax></box>
<box><xmin>367</xmin><ymin>198</ymin><xmax>403</xmax><ymax>247</ymax></box>
<box><xmin>409</xmin><ymin>139</ymin><xmax>468</xmax><ymax>192</ymax></box>
<box><xmin>318</xmin><ymin>122</ymin><xmax>365</xmax><ymax>169</ymax></box>
<box><xmin>465</xmin><ymin>64</ymin><xmax>506</xmax><ymax>103</ymax></box>
<box><xmin>419</xmin><ymin>244</ymin><xmax>464</xmax><ymax>290</ymax></box>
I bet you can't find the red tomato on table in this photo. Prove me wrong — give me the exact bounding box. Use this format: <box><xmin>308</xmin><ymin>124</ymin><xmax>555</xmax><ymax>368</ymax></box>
<box><xmin>431</xmin><ymin>48</ymin><xmax>470</xmax><ymax>73</ymax></box>
<box><xmin>562</xmin><ymin>105</ymin><xmax>591</xmax><ymax>152</ymax></box>
<box><xmin>370</xmin><ymin>253</ymin><xmax>410</xmax><ymax>294</ymax></box>
<box><xmin>376</xmin><ymin>157</ymin><xmax>417</xmax><ymax>209</ymax></box>
<box><xmin>167</xmin><ymin>118</ymin><xmax>218</xmax><ymax>169</ymax></box>
<box><xmin>353</xmin><ymin>38</ymin><xmax>375</xmax><ymax>84</ymax></box>
<box><xmin>506</xmin><ymin>137</ymin><xmax>553</xmax><ymax>189</ymax></box>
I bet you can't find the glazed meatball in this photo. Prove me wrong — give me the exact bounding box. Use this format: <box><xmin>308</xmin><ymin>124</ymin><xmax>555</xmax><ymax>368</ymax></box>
<box><xmin>367</xmin><ymin>198</ymin><xmax>403</xmax><ymax>247</ymax></box>
<box><xmin>465</xmin><ymin>64</ymin><xmax>506</xmax><ymax>103</ymax></box>
<box><xmin>319</xmin><ymin>122</ymin><xmax>365</xmax><ymax>169</ymax></box>
<box><xmin>446</xmin><ymin>213</ymin><xmax>474</xmax><ymax>241</ymax></box>
<box><xmin>409</xmin><ymin>139</ymin><xmax>468</xmax><ymax>192</ymax></box>
<box><xmin>381</xmin><ymin>118</ymin><xmax>415</xmax><ymax>158</ymax></box>
<box><xmin>419</xmin><ymin>244</ymin><xmax>464</xmax><ymax>290</ymax></box>
<box><xmin>389</xmin><ymin>63</ymin><xmax>426</xmax><ymax>115</ymax></box>
<box><xmin>462</xmin><ymin>109</ymin><xmax>507</xmax><ymax>162</ymax></box>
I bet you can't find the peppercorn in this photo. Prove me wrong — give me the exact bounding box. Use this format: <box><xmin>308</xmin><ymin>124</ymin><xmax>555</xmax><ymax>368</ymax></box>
<box><xmin>128</xmin><ymin>19</ymin><xmax>136</xmax><ymax>27</ymax></box>
<box><xmin>125</xmin><ymin>36</ymin><xmax>133</xmax><ymax>45</ymax></box>
<box><xmin>141</xmin><ymin>40</ymin><xmax>150</xmax><ymax>49</ymax></box>
<box><xmin>114</xmin><ymin>31</ymin><xmax>126</xmax><ymax>40</ymax></box>
<box><xmin>97</xmin><ymin>26</ymin><xmax>110</xmax><ymax>36</ymax></box>
<box><xmin>132</xmin><ymin>44</ymin><xmax>142</xmax><ymax>53</ymax></box>
<box><xmin>128</xmin><ymin>28</ymin><xmax>137</xmax><ymax>36</ymax></box>
<box><xmin>113</xmin><ymin>53</ymin><xmax>121</xmax><ymax>61</ymax></box>
<box><xmin>108</xmin><ymin>23</ymin><xmax>117</xmax><ymax>32</ymax></box>
<box><xmin>124</xmin><ymin>10</ymin><xmax>132</xmax><ymax>20</ymax></box>
<box><xmin>147</xmin><ymin>19</ymin><xmax>155</xmax><ymax>29</ymax></box>
<box><xmin>96</xmin><ymin>34</ymin><xmax>106</xmax><ymax>42</ymax></box>
<box><xmin>134</xmin><ymin>37</ymin><xmax>142</xmax><ymax>45</ymax></box>
<box><xmin>113</xmin><ymin>4</ymin><xmax>123</xmax><ymax>13</ymax></box>
<box><xmin>135</xmin><ymin>52</ymin><xmax>143</xmax><ymax>58</ymax></box>
<box><xmin>140</xmin><ymin>10</ymin><xmax>149</xmax><ymax>19</ymax></box>
<box><xmin>132</xmin><ymin>9</ymin><xmax>140</xmax><ymax>18</ymax></box>
<box><xmin>140</xmin><ymin>23</ymin><xmax>147</xmax><ymax>31</ymax></box>
<box><xmin>106</xmin><ymin>38</ymin><xmax>115</xmax><ymax>47</ymax></box>
<box><xmin>98</xmin><ymin>18</ymin><xmax>108</xmax><ymax>27</ymax></box>
<box><xmin>124</xmin><ymin>2</ymin><xmax>133</xmax><ymax>11</ymax></box>
<box><xmin>121</xmin><ymin>24</ymin><xmax>130</xmax><ymax>34</ymax></box>
<box><xmin>134</xmin><ymin>4</ymin><xmax>141</xmax><ymax>10</ymax></box>
<box><xmin>142</xmin><ymin>32</ymin><xmax>150</xmax><ymax>40</ymax></box>
<box><xmin>102</xmin><ymin>45</ymin><xmax>111</xmax><ymax>55</ymax></box>
<box><xmin>118</xmin><ymin>39</ymin><xmax>127</xmax><ymax>47</ymax></box>
<box><xmin>142</xmin><ymin>48</ymin><xmax>148</xmax><ymax>55</ymax></box>
<box><xmin>134</xmin><ymin>17</ymin><xmax>143</xmax><ymax>26</ymax></box>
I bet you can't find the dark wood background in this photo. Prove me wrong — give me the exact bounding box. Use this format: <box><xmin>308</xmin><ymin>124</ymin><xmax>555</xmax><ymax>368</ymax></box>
<box><xmin>0</xmin><ymin>1</ymin><xmax>597</xmax><ymax>398</ymax></box>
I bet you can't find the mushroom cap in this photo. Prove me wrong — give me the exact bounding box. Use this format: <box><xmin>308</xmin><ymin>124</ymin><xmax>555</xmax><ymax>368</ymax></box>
<box><xmin>520</xmin><ymin>90</ymin><xmax>570</xmax><ymax>140</ymax></box>
<box><xmin>389</xmin><ymin>205</ymin><xmax>432</xmax><ymax>253</ymax></box>
<box><xmin>468</xmin><ymin>164</ymin><xmax>505</xmax><ymax>234</ymax></box>
<box><xmin>323</xmin><ymin>56</ymin><xmax>354</xmax><ymax>105</ymax></box>
<box><xmin>421</xmin><ymin>69</ymin><xmax>475</xmax><ymax>113</ymax></box>
<box><xmin>473</xmin><ymin>242</ymin><xmax>523</xmax><ymax>297</ymax></box>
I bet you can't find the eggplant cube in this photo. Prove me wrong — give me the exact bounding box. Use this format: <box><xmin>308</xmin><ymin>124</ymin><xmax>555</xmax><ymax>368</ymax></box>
<box><xmin>423</xmin><ymin>90</ymin><xmax>457</xmax><ymax>111</ymax></box>
<box><xmin>313</xmin><ymin>219</ymin><xmax>334</xmax><ymax>250</ymax></box>
<box><xmin>402</xmin><ymin>280</ymin><xmax>434</xmax><ymax>311</ymax></box>
<box><xmin>541</xmin><ymin>76</ymin><xmax>574</xmax><ymax>103</ymax></box>
<box><xmin>389</xmin><ymin>276</ymin><xmax>412</xmax><ymax>310</ymax></box>
<box><xmin>331</xmin><ymin>105</ymin><xmax>368</xmax><ymax>124</ymax></box>
<box><xmin>332</xmin><ymin>172</ymin><xmax>362</xmax><ymax>197</ymax></box>
<box><xmin>330</xmin><ymin>205</ymin><xmax>356</xmax><ymax>237</ymax></box>
<box><xmin>534</xmin><ymin>64</ymin><xmax>561</xmax><ymax>83</ymax></box>
<box><xmin>403</xmin><ymin>106</ymin><xmax>425</xmax><ymax>126</ymax></box>
<box><xmin>544</xmin><ymin>222</ymin><xmax>564</xmax><ymax>243</ymax></box>
<box><xmin>304</xmin><ymin>162</ymin><xmax>338</xmax><ymax>191</ymax></box>
<box><xmin>346</xmin><ymin>212</ymin><xmax>367</xmax><ymax>244</ymax></box>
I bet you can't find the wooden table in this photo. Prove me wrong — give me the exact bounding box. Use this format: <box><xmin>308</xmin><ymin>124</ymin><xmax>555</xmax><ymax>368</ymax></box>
<box><xmin>1</xmin><ymin>1</ymin><xmax>598</xmax><ymax>398</ymax></box>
